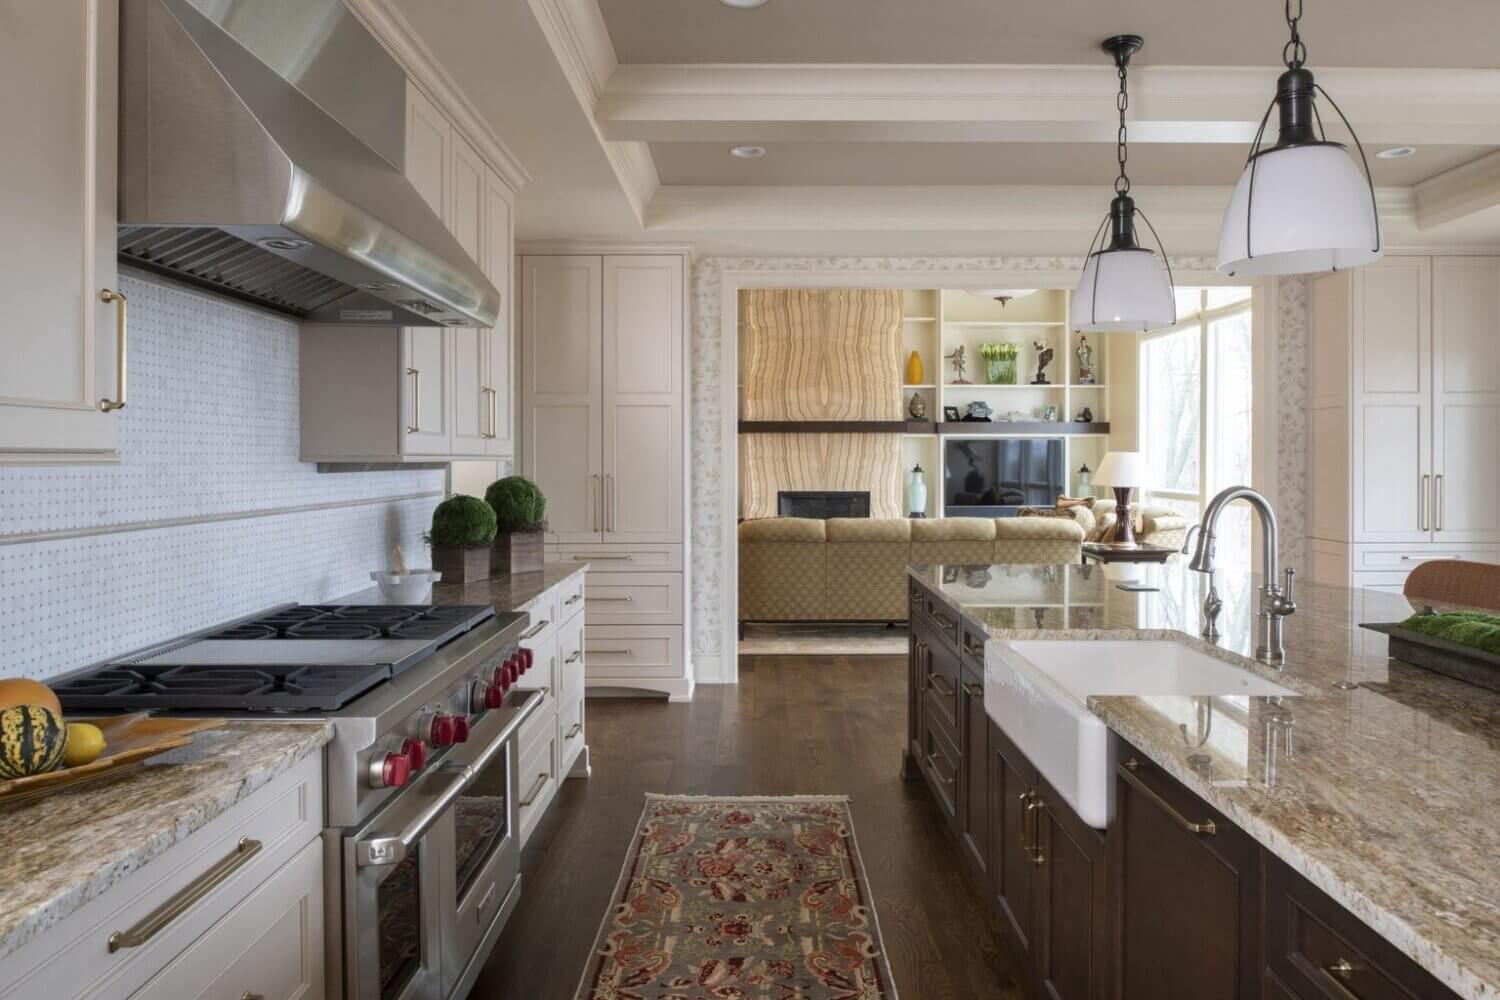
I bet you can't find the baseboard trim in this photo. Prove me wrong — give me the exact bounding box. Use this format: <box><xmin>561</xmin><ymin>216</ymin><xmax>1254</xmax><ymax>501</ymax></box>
<box><xmin>693</xmin><ymin>653</ymin><xmax>728</xmax><ymax>685</ymax></box>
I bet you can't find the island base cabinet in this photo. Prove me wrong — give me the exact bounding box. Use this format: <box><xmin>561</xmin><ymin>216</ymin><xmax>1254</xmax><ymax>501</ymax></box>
<box><xmin>989</xmin><ymin>720</ymin><xmax>1039</xmax><ymax>963</ymax></box>
<box><xmin>1113</xmin><ymin>745</ymin><xmax>1260</xmax><ymax>1000</ymax></box>
<box><xmin>1034</xmin><ymin>781</ymin><xmax>1109</xmax><ymax>1000</ymax></box>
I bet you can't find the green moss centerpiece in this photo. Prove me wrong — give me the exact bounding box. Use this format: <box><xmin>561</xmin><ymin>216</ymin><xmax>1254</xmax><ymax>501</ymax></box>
<box><xmin>485</xmin><ymin>476</ymin><xmax>548</xmax><ymax>575</ymax></box>
<box><xmin>426</xmin><ymin>494</ymin><xmax>497</xmax><ymax>584</ymax></box>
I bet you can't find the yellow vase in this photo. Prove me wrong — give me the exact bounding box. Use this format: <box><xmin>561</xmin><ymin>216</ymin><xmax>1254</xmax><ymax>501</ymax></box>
<box><xmin>904</xmin><ymin>350</ymin><xmax>924</xmax><ymax>385</ymax></box>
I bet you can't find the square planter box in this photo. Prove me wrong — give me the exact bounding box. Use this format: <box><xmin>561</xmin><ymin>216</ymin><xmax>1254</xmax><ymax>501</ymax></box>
<box><xmin>492</xmin><ymin>527</ymin><xmax>545</xmax><ymax>576</ymax></box>
<box><xmin>430</xmin><ymin>545</ymin><xmax>491</xmax><ymax>584</ymax></box>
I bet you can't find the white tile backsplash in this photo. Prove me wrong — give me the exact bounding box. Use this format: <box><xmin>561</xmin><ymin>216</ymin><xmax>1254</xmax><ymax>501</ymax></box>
<box><xmin>0</xmin><ymin>273</ymin><xmax>445</xmax><ymax>680</ymax></box>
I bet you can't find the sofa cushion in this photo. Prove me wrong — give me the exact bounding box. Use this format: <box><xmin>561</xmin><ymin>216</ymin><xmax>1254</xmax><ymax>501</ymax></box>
<box><xmin>824</xmin><ymin>517</ymin><xmax>911</xmax><ymax>543</ymax></box>
<box><xmin>739</xmin><ymin>517</ymin><xmax>827</xmax><ymax>543</ymax></box>
<box><xmin>911</xmin><ymin>517</ymin><xmax>995</xmax><ymax>542</ymax></box>
<box><xmin>995</xmin><ymin>516</ymin><xmax>1085</xmax><ymax>564</ymax></box>
<box><xmin>824</xmin><ymin>518</ymin><xmax>911</xmax><ymax>620</ymax></box>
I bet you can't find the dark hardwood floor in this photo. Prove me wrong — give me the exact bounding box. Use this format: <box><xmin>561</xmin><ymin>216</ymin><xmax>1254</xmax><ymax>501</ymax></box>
<box><xmin>471</xmin><ymin>653</ymin><xmax>1028</xmax><ymax>999</ymax></box>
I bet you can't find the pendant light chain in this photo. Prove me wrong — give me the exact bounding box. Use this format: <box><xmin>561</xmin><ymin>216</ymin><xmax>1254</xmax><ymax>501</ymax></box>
<box><xmin>1115</xmin><ymin>57</ymin><xmax>1130</xmax><ymax>195</ymax></box>
<box><xmin>1283</xmin><ymin>0</ymin><xmax>1306</xmax><ymax>69</ymax></box>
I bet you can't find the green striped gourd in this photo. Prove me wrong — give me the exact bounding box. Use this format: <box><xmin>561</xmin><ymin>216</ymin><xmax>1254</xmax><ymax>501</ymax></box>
<box><xmin>0</xmin><ymin>705</ymin><xmax>68</xmax><ymax>779</ymax></box>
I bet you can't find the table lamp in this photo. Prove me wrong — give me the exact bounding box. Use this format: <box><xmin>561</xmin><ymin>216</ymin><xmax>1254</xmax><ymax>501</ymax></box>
<box><xmin>1093</xmin><ymin>451</ymin><xmax>1147</xmax><ymax>546</ymax></box>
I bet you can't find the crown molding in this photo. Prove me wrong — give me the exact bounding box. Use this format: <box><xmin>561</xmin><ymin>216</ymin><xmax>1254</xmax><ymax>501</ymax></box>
<box><xmin>526</xmin><ymin>0</ymin><xmax>660</xmax><ymax>224</ymax></box>
<box><xmin>517</xmin><ymin>239</ymin><xmax>695</xmax><ymax>258</ymax></box>
<box><xmin>345</xmin><ymin>0</ymin><xmax>531</xmax><ymax>191</ymax></box>
<box><xmin>599</xmin><ymin>63</ymin><xmax>1500</xmax><ymax>146</ymax></box>
<box><xmin>1414</xmin><ymin>149</ymin><xmax>1500</xmax><ymax>229</ymax></box>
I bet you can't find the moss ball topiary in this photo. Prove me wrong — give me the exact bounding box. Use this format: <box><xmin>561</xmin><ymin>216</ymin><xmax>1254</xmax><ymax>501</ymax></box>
<box><xmin>427</xmin><ymin>494</ymin><xmax>497</xmax><ymax>548</ymax></box>
<box><xmin>485</xmin><ymin>476</ymin><xmax>547</xmax><ymax>532</ymax></box>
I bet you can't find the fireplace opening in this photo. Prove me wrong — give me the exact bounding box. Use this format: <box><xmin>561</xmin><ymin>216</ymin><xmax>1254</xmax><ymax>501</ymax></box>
<box><xmin>777</xmin><ymin>491</ymin><xmax>871</xmax><ymax>519</ymax></box>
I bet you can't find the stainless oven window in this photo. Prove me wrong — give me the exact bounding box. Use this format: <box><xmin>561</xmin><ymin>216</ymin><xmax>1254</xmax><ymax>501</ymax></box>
<box><xmin>377</xmin><ymin>850</ymin><xmax>423</xmax><ymax>999</ymax></box>
<box><xmin>455</xmin><ymin>743</ymin><xmax>510</xmax><ymax>896</ymax></box>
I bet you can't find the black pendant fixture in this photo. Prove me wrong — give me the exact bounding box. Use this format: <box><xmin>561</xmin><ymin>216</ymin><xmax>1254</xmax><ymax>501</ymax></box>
<box><xmin>1217</xmin><ymin>0</ymin><xmax>1383</xmax><ymax>275</ymax></box>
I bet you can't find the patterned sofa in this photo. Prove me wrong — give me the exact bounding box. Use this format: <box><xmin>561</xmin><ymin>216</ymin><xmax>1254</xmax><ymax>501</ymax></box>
<box><xmin>738</xmin><ymin>516</ymin><xmax>1084</xmax><ymax>631</ymax></box>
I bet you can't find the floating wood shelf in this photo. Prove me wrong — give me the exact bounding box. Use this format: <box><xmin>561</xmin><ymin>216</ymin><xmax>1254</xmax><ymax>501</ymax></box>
<box><xmin>938</xmin><ymin>421</ymin><xmax>1110</xmax><ymax>436</ymax></box>
<box><xmin>738</xmin><ymin>420</ymin><xmax>937</xmax><ymax>434</ymax></box>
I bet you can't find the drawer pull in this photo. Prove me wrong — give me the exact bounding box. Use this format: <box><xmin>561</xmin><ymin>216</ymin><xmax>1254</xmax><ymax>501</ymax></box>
<box><xmin>476</xmin><ymin>880</ymin><xmax>498</xmax><ymax>916</ymax></box>
<box><xmin>593</xmin><ymin>596</ymin><xmax>634</xmax><ymax>603</ymax></box>
<box><xmin>242</xmin><ymin>993</ymin><xmax>266</xmax><ymax>1000</ymax></box>
<box><xmin>926</xmin><ymin>752</ymin><xmax>956</xmax><ymax>786</ymax></box>
<box><xmin>591</xmin><ymin>647</ymin><xmax>634</xmax><ymax>655</ymax></box>
<box><xmin>519</xmin><ymin>618</ymin><xmax>550</xmax><ymax>640</ymax></box>
<box><xmin>565</xmin><ymin>722</ymin><xmax>583</xmax><ymax>740</ymax></box>
<box><xmin>1319</xmin><ymin>958</ymin><xmax>1366</xmax><ymax>1000</ymax></box>
<box><xmin>565</xmin><ymin>593</ymin><xmax>583</xmax><ymax>605</ymax></box>
<box><xmin>927</xmin><ymin>674</ymin><xmax>956</xmax><ymax>700</ymax></box>
<box><xmin>1119</xmin><ymin>760</ymin><xmax>1216</xmax><ymax>836</ymax></box>
<box><xmin>565</xmin><ymin>650</ymin><xmax>583</xmax><ymax>664</ymax></box>
<box><xmin>929</xmin><ymin>609</ymin><xmax>957</xmax><ymax>631</ymax></box>
<box><xmin>1399</xmin><ymin>554</ymin><xmax>1461</xmax><ymax>562</ymax></box>
<box><xmin>576</xmin><ymin>554</ymin><xmax>633</xmax><ymax>560</ymax></box>
<box><xmin>962</xmin><ymin>681</ymin><xmax>984</xmax><ymax>698</ymax></box>
<box><xmin>99</xmin><ymin>289</ymin><xmax>128</xmax><ymax>412</ymax></box>
<box><xmin>108</xmin><ymin>838</ymin><xmax>263</xmax><ymax>952</ymax></box>
<box><xmin>519</xmin><ymin>772</ymin><xmax>549</xmax><ymax>807</ymax></box>
<box><xmin>405</xmin><ymin>367</ymin><xmax>421</xmax><ymax>434</ymax></box>
<box><xmin>1026</xmin><ymin>794</ymin><xmax>1046</xmax><ymax>865</ymax></box>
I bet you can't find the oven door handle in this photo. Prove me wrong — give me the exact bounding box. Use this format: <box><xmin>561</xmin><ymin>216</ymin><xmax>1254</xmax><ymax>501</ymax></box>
<box><xmin>357</xmin><ymin>764</ymin><xmax>469</xmax><ymax>868</ymax></box>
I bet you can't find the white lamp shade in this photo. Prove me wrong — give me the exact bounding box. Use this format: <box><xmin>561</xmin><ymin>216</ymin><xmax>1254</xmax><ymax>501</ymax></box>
<box><xmin>1073</xmin><ymin>248</ymin><xmax>1176</xmax><ymax>332</ymax></box>
<box><xmin>1216</xmin><ymin>143</ymin><xmax>1382</xmax><ymax>276</ymax></box>
<box><xmin>1094</xmin><ymin>450</ymin><xmax>1147</xmax><ymax>488</ymax></box>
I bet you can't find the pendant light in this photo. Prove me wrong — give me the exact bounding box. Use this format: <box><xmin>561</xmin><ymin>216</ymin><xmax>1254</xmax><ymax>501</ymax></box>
<box><xmin>1217</xmin><ymin>0</ymin><xmax>1381</xmax><ymax>275</ymax></box>
<box><xmin>1074</xmin><ymin>35</ymin><xmax>1176</xmax><ymax>333</ymax></box>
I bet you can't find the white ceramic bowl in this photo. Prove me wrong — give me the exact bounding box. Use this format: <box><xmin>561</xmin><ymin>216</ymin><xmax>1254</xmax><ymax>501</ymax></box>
<box><xmin>370</xmin><ymin>570</ymin><xmax>441</xmax><ymax>604</ymax></box>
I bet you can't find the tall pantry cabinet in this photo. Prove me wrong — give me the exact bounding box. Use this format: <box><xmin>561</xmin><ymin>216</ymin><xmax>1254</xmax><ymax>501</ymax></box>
<box><xmin>1307</xmin><ymin>256</ymin><xmax>1500</xmax><ymax>593</ymax></box>
<box><xmin>520</xmin><ymin>254</ymin><xmax>692</xmax><ymax>700</ymax></box>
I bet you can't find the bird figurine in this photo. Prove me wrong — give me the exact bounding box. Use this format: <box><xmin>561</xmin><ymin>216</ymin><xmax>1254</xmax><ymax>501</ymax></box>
<box><xmin>1031</xmin><ymin>341</ymin><xmax>1054</xmax><ymax>385</ymax></box>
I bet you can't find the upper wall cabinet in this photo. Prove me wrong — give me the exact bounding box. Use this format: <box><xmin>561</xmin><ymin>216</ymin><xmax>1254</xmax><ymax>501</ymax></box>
<box><xmin>0</xmin><ymin>1</ymin><xmax>121</xmax><ymax>464</ymax></box>
<box><xmin>300</xmin><ymin>83</ymin><xmax>515</xmax><ymax>464</ymax></box>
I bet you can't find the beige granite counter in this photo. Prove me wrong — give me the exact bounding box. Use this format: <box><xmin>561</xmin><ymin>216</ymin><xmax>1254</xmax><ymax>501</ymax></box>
<box><xmin>342</xmin><ymin>562</ymin><xmax>587</xmax><ymax>615</ymax></box>
<box><xmin>0</xmin><ymin>721</ymin><xmax>331</xmax><ymax>963</ymax></box>
<box><xmin>909</xmin><ymin>560</ymin><xmax>1500</xmax><ymax>1000</ymax></box>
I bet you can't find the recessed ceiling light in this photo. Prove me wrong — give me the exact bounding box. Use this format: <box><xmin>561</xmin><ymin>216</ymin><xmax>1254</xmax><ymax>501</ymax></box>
<box><xmin>729</xmin><ymin>145</ymin><xmax>767</xmax><ymax>159</ymax></box>
<box><xmin>719</xmin><ymin>0</ymin><xmax>768</xmax><ymax>7</ymax></box>
<box><xmin>1376</xmin><ymin>146</ymin><xmax>1417</xmax><ymax>159</ymax></box>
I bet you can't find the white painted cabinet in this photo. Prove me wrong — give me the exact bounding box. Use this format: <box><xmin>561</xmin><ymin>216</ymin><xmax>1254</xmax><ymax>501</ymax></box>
<box><xmin>1307</xmin><ymin>256</ymin><xmax>1500</xmax><ymax>589</ymax></box>
<box><xmin>522</xmin><ymin>253</ymin><xmax>692</xmax><ymax>700</ymax></box>
<box><xmin>0</xmin><ymin>0</ymin><xmax>121</xmax><ymax>463</ymax></box>
<box><xmin>300</xmin><ymin>82</ymin><xmax>515</xmax><ymax>464</ymax></box>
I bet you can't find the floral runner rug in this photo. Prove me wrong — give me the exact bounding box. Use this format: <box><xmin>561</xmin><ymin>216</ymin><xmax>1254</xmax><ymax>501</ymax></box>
<box><xmin>575</xmin><ymin>794</ymin><xmax>898</xmax><ymax>1000</ymax></box>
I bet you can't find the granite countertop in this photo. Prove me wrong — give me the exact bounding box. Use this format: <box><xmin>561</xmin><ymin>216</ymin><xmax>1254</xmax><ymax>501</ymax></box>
<box><xmin>342</xmin><ymin>562</ymin><xmax>587</xmax><ymax>615</ymax></box>
<box><xmin>909</xmin><ymin>560</ymin><xmax>1500</xmax><ymax>1000</ymax></box>
<box><xmin>0</xmin><ymin>721</ymin><xmax>332</xmax><ymax>963</ymax></box>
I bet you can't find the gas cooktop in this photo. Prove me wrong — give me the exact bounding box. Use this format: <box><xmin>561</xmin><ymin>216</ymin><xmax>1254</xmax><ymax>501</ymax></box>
<box><xmin>53</xmin><ymin>604</ymin><xmax>504</xmax><ymax>713</ymax></box>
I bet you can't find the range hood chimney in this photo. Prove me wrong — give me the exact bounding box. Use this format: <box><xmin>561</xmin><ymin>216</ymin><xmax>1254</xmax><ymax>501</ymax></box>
<box><xmin>119</xmin><ymin>0</ymin><xmax>501</xmax><ymax>328</ymax></box>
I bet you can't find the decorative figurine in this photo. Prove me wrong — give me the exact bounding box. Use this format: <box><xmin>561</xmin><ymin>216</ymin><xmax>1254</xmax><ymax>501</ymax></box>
<box><xmin>964</xmin><ymin>400</ymin><xmax>994</xmax><ymax>421</ymax></box>
<box><xmin>1031</xmin><ymin>341</ymin><xmax>1053</xmax><ymax>385</ymax></box>
<box><xmin>1076</xmin><ymin>335</ymin><xmax>1096</xmax><ymax>384</ymax></box>
<box><xmin>906</xmin><ymin>463</ymin><xmax>928</xmax><ymax>518</ymax></box>
<box><xmin>945</xmin><ymin>345</ymin><xmax>971</xmax><ymax>384</ymax></box>
<box><xmin>1075</xmin><ymin>406</ymin><xmax>1094</xmax><ymax>422</ymax></box>
<box><xmin>904</xmin><ymin>350</ymin><xmax>925</xmax><ymax>385</ymax></box>
<box><xmin>907</xmin><ymin>391</ymin><xmax>927</xmax><ymax>419</ymax></box>
<box><xmin>1041</xmin><ymin>404</ymin><xmax>1059</xmax><ymax>421</ymax></box>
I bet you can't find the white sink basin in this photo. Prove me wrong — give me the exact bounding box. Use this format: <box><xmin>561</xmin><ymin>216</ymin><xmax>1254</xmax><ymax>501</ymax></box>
<box><xmin>985</xmin><ymin>640</ymin><xmax>1296</xmax><ymax>829</ymax></box>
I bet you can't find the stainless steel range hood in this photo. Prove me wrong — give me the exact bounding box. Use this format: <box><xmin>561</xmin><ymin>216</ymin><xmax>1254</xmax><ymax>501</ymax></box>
<box><xmin>119</xmin><ymin>0</ymin><xmax>501</xmax><ymax>327</ymax></box>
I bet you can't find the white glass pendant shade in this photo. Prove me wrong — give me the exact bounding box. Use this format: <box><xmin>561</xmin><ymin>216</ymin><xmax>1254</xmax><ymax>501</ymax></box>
<box><xmin>1074</xmin><ymin>248</ymin><xmax>1176</xmax><ymax>332</ymax></box>
<box><xmin>1217</xmin><ymin>143</ymin><xmax>1381</xmax><ymax>276</ymax></box>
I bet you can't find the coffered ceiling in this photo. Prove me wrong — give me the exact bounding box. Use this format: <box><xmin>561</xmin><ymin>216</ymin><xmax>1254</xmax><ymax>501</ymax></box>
<box><xmin>381</xmin><ymin>0</ymin><xmax>1500</xmax><ymax>256</ymax></box>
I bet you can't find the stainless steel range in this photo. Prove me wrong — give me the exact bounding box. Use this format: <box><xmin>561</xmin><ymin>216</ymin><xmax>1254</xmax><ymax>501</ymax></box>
<box><xmin>54</xmin><ymin>603</ymin><xmax>542</xmax><ymax>1000</ymax></box>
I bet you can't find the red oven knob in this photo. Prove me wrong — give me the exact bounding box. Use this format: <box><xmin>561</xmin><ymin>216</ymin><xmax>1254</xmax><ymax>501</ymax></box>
<box><xmin>452</xmin><ymin>715</ymin><xmax>471</xmax><ymax>742</ymax></box>
<box><xmin>380</xmin><ymin>752</ymin><xmax>411</xmax><ymax>788</ymax></box>
<box><xmin>401</xmin><ymin>738</ymin><xmax>428</xmax><ymax>771</ymax></box>
<box><xmin>484</xmin><ymin>682</ymin><xmax>505</xmax><ymax>710</ymax></box>
<box><xmin>520</xmin><ymin>648</ymin><xmax>535</xmax><ymax>673</ymax></box>
<box><xmin>430</xmin><ymin>714</ymin><xmax>458</xmax><ymax>746</ymax></box>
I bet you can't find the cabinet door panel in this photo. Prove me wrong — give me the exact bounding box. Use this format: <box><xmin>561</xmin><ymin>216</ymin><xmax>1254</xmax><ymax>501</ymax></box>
<box><xmin>484</xmin><ymin>175</ymin><xmax>514</xmax><ymax>456</ymax></box>
<box><xmin>447</xmin><ymin>133</ymin><xmax>488</xmax><ymax>456</ymax></box>
<box><xmin>989</xmin><ymin>722</ymin><xmax>1037</xmax><ymax>962</ymax></box>
<box><xmin>405</xmin><ymin>83</ymin><xmax>448</xmax><ymax>215</ymax></box>
<box><xmin>401</xmin><ymin>328</ymin><xmax>451</xmax><ymax>455</ymax></box>
<box><xmin>0</xmin><ymin>0</ymin><xmax>117</xmax><ymax>458</ymax></box>
<box><xmin>529</xmin><ymin>404</ymin><xmax>600</xmax><ymax>540</ymax></box>
<box><xmin>602</xmin><ymin>256</ymin><xmax>683</xmax><ymax>543</ymax></box>
<box><xmin>1432</xmin><ymin>257</ymin><xmax>1500</xmax><ymax>543</ymax></box>
<box><xmin>1433</xmin><ymin>402</ymin><xmax>1500</xmax><ymax>542</ymax></box>
<box><xmin>959</xmin><ymin>678</ymin><xmax>989</xmax><ymax>882</ymax></box>
<box><xmin>1035</xmin><ymin>794</ymin><xmax>1107</xmax><ymax>1000</ymax></box>
<box><xmin>1356</xmin><ymin>404</ymin><xmax>1428</xmax><ymax>542</ymax></box>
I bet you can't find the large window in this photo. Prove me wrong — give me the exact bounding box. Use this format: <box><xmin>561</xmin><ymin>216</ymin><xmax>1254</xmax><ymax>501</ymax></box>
<box><xmin>1139</xmin><ymin>287</ymin><xmax>1254</xmax><ymax>563</ymax></box>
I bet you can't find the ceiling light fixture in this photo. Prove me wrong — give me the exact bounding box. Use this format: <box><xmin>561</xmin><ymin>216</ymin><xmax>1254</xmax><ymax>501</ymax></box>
<box><xmin>729</xmin><ymin>145</ymin><xmax>767</xmax><ymax>159</ymax></box>
<box><xmin>719</xmin><ymin>0</ymin><xmax>768</xmax><ymax>7</ymax></box>
<box><xmin>1073</xmin><ymin>35</ymin><xmax>1176</xmax><ymax>333</ymax></box>
<box><xmin>1376</xmin><ymin>146</ymin><xmax>1417</xmax><ymax>159</ymax></box>
<box><xmin>1217</xmin><ymin>0</ymin><xmax>1381</xmax><ymax>276</ymax></box>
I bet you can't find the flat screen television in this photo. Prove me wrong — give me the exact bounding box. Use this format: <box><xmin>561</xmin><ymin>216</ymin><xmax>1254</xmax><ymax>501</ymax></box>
<box><xmin>944</xmin><ymin>438</ymin><xmax>1065</xmax><ymax>516</ymax></box>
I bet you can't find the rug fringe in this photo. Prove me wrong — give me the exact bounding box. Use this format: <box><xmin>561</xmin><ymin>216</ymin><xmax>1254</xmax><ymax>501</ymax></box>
<box><xmin>642</xmin><ymin>792</ymin><xmax>852</xmax><ymax>802</ymax></box>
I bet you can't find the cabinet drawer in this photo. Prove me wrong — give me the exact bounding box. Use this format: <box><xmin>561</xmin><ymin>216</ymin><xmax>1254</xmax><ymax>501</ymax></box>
<box><xmin>558</xmin><ymin>613</ymin><xmax>586</xmax><ymax>702</ymax></box>
<box><xmin>518</xmin><ymin>588</ymin><xmax>559</xmax><ymax>643</ymax></box>
<box><xmin>1264</xmin><ymin>852</ymin><xmax>1459</xmax><ymax>1000</ymax></box>
<box><xmin>585</xmin><ymin>626</ymin><xmax>683</xmax><ymax>679</ymax></box>
<box><xmin>924</xmin><ymin>644</ymin><xmax>961</xmax><ymax>741</ymax></box>
<box><xmin>550</xmin><ymin>543</ymin><xmax>683</xmax><ymax>572</ymax></box>
<box><xmin>559</xmin><ymin>687</ymin><xmax>586</xmax><ymax>774</ymax></box>
<box><xmin>1355</xmin><ymin>546</ymin><xmax>1499</xmax><ymax>571</ymax></box>
<box><xmin>924</xmin><ymin>593</ymin><xmax>961</xmax><ymax>651</ymax></box>
<box><xmin>516</xmin><ymin>631</ymin><xmax>558</xmax><ymax>702</ymax></box>
<box><xmin>132</xmin><ymin>838</ymin><xmax>323</xmax><ymax>1000</ymax></box>
<box><xmin>586</xmin><ymin>572</ymin><xmax>682</xmax><ymax>625</ymax></box>
<box><xmin>556</xmin><ymin>573</ymin><xmax>587</xmax><ymax>622</ymax></box>
<box><xmin>1</xmin><ymin>752</ymin><xmax>323</xmax><ymax>1000</ymax></box>
<box><xmin>921</xmin><ymin>702</ymin><xmax>961</xmax><ymax>824</ymax></box>
<box><xmin>960</xmin><ymin>618</ymin><xmax>987</xmax><ymax>671</ymax></box>
<box><xmin>516</xmin><ymin>729</ymin><xmax>558</xmax><ymax>846</ymax></box>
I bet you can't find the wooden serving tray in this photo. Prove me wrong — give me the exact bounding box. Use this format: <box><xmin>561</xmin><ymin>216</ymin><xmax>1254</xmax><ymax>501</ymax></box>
<box><xmin>1360</xmin><ymin>621</ymin><xmax>1500</xmax><ymax>693</ymax></box>
<box><xmin>0</xmin><ymin>714</ymin><xmax>225</xmax><ymax>804</ymax></box>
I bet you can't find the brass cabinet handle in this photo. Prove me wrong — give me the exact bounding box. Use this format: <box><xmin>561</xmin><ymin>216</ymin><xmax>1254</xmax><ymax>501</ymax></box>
<box><xmin>565</xmin><ymin>650</ymin><xmax>583</xmax><ymax>663</ymax></box>
<box><xmin>929</xmin><ymin>608</ymin><xmax>957</xmax><ymax>631</ymax></box>
<box><xmin>589</xmin><ymin>474</ymin><xmax>601</xmax><ymax>532</ymax></box>
<box><xmin>99</xmin><ymin>289</ymin><xmax>128</xmax><ymax>412</ymax></box>
<box><xmin>519</xmin><ymin>772</ymin><xmax>549</xmax><ymax>807</ymax></box>
<box><xmin>565</xmin><ymin>722</ymin><xmax>583</xmax><ymax>740</ymax></box>
<box><xmin>927</xmin><ymin>673</ymin><xmax>956</xmax><ymax>700</ymax></box>
<box><xmin>565</xmin><ymin>593</ymin><xmax>584</xmax><ymax>604</ymax></box>
<box><xmin>405</xmin><ymin>367</ymin><xmax>421</xmax><ymax>433</ymax></box>
<box><xmin>519</xmin><ymin>618</ymin><xmax>550</xmax><ymax>640</ymax></box>
<box><xmin>962</xmin><ymin>681</ymin><xmax>984</xmax><ymax>698</ymax></box>
<box><xmin>486</xmin><ymin>386</ymin><xmax>498</xmax><ymax>438</ymax></box>
<box><xmin>1435</xmin><ymin>474</ymin><xmax>1444</xmax><ymax>532</ymax></box>
<box><xmin>925</xmin><ymin>752</ymin><xmax>956</xmax><ymax>787</ymax></box>
<box><xmin>1319</xmin><ymin>958</ymin><xmax>1364</xmax><ymax>1000</ymax></box>
<box><xmin>1026</xmin><ymin>793</ymin><xmax>1046</xmax><ymax>865</ymax></box>
<box><xmin>108</xmin><ymin>838</ymin><xmax>262</xmax><ymax>952</ymax></box>
<box><xmin>1017</xmin><ymin>789</ymin><xmax>1037</xmax><ymax>855</ymax></box>
<box><xmin>1119</xmin><ymin>759</ymin><xmax>1216</xmax><ymax>835</ymax></box>
<box><xmin>605</xmin><ymin>473</ymin><xmax>616</xmax><ymax>532</ymax></box>
<box><xmin>1420</xmin><ymin>474</ymin><xmax>1430</xmax><ymax>531</ymax></box>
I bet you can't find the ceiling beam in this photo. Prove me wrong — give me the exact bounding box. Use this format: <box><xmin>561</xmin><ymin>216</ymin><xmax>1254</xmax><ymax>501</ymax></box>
<box><xmin>1415</xmin><ymin>149</ymin><xmax>1500</xmax><ymax>228</ymax></box>
<box><xmin>599</xmin><ymin>64</ymin><xmax>1500</xmax><ymax>146</ymax></box>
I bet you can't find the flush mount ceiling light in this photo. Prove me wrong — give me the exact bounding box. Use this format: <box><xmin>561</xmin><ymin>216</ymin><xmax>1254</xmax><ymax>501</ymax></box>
<box><xmin>729</xmin><ymin>145</ymin><xmax>767</xmax><ymax>159</ymax></box>
<box><xmin>1376</xmin><ymin>146</ymin><xmax>1417</xmax><ymax>159</ymax></box>
<box><xmin>1217</xmin><ymin>0</ymin><xmax>1381</xmax><ymax>276</ymax></box>
<box><xmin>1073</xmin><ymin>35</ymin><xmax>1176</xmax><ymax>333</ymax></box>
<box><xmin>969</xmin><ymin>289</ymin><xmax>1037</xmax><ymax>308</ymax></box>
<box><xmin>719</xmin><ymin>0</ymin><xmax>768</xmax><ymax>7</ymax></box>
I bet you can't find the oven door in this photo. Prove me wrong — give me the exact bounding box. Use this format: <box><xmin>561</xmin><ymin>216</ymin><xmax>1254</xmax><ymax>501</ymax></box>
<box><xmin>342</xmin><ymin>763</ymin><xmax>464</xmax><ymax>1000</ymax></box>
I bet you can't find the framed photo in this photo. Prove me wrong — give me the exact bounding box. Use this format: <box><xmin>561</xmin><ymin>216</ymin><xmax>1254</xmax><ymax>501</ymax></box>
<box><xmin>942</xmin><ymin>405</ymin><xmax>961</xmax><ymax>423</ymax></box>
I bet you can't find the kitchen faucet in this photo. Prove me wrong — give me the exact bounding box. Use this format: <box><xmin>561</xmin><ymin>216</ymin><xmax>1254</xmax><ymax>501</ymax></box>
<box><xmin>1188</xmin><ymin>486</ymin><xmax>1297</xmax><ymax>664</ymax></box>
<box><xmin>1180</xmin><ymin>525</ymin><xmax>1222</xmax><ymax>640</ymax></box>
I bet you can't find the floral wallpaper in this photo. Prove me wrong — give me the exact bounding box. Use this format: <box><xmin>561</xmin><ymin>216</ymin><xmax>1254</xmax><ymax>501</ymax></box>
<box><xmin>689</xmin><ymin>256</ymin><xmax>1310</xmax><ymax>661</ymax></box>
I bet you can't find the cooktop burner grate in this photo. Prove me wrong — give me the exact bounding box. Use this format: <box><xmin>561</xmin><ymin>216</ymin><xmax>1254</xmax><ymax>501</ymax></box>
<box><xmin>203</xmin><ymin>604</ymin><xmax>487</xmax><ymax>642</ymax></box>
<box><xmin>51</xmin><ymin>662</ymin><xmax>392</xmax><ymax>712</ymax></box>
